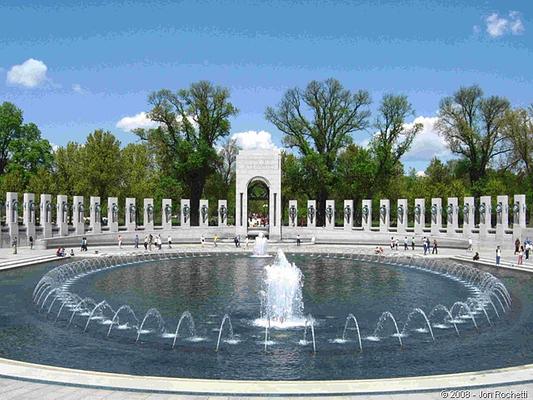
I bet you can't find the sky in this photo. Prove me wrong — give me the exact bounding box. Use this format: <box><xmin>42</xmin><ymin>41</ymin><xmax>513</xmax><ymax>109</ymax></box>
<box><xmin>1</xmin><ymin>0</ymin><xmax>531</xmax><ymax>172</ymax></box>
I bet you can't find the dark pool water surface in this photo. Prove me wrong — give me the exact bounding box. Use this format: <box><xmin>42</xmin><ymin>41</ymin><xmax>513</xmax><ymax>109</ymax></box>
<box><xmin>1</xmin><ymin>253</ymin><xmax>532</xmax><ymax>380</ymax></box>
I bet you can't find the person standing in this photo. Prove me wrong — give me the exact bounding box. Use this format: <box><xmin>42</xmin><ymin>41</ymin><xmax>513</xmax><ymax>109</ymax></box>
<box><xmin>167</xmin><ymin>235</ymin><xmax>172</xmax><ymax>249</ymax></box>
<box><xmin>296</xmin><ymin>234</ymin><xmax>301</xmax><ymax>246</ymax></box>
<box><xmin>201</xmin><ymin>235</ymin><xmax>205</xmax><ymax>247</ymax></box>
<box><xmin>244</xmin><ymin>236</ymin><xmax>249</xmax><ymax>249</ymax></box>
<box><xmin>29</xmin><ymin>235</ymin><xmax>34</xmax><ymax>250</ymax></box>
<box><xmin>394</xmin><ymin>238</ymin><xmax>399</xmax><ymax>250</ymax></box>
<box><xmin>12</xmin><ymin>237</ymin><xmax>17</xmax><ymax>254</ymax></box>
<box><xmin>118</xmin><ymin>234</ymin><xmax>123</xmax><ymax>249</ymax></box>
<box><xmin>514</xmin><ymin>238</ymin><xmax>521</xmax><ymax>255</ymax></box>
<box><xmin>411</xmin><ymin>236</ymin><xmax>415</xmax><ymax>251</ymax></box>
<box><xmin>148</xmin><ymin>234</ymin><xmax>153</xmax><ymax>251</ymax></box>
<box><xmin>390</xmin><ymin>237</ymin><xmax>394</xmax><ymax>249</ymax></box>
<box><xmin>468</xmin><ymin>238</ymin><xmax>473</xmax><ymax>252</ymax></box>
<box><xmin>518</xmin><ymin>246</ymin><xmax>524</xmax><ymax>265</ymax></box>
<box><xmin>134</xmin><ymin>234</ymin><xmax>139</xmax><ymax>249</ymax></box>
<box><xmin>234</xmin><ymin>235</ymin><xmax>239</xmax><ymax>248</ymax></box>
<box><xmin>213</xmin><ymin>234</ymin><xmax>218</xmax><ymax>247</ymax></box>
<box><xmin>422</xmin><ymin>237</ymin><xmax>427</xmax><ymax>255</ymax></box>
<box><xmin>432</xmin><ymin>239</ymin><xmax>438</xmax><ymax>254</ymax></box>
<box><xmin>143</xmin><ymin>235</ymin><xmax>148</xmax><ymax>251</ymax></box>
<box><xmin>526</xmin><ymin>240</ymin><xmax>531</xmax><ymax>260</ymax></box>
<box><xmin>496</xmin><ymin>245</ymin><xmax>501</xmax><ymax>267</ymax></box>
<box><xmin>403</xmin><ymin>236</ymin><xmax>408</xmax><ymax>251</ymax></box>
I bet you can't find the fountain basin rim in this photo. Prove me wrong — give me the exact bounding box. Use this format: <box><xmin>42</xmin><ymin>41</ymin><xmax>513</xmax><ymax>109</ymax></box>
<box><xmin>1</xmin><ymin>356</ymin><xmax>532</xmax><ymax>395</ymax></box>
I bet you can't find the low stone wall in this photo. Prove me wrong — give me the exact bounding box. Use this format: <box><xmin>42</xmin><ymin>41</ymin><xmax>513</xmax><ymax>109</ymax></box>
<box><xmin>36</xmin><ymin>227</ymin><xmax>235</xmax><ymax>249</ymax></box>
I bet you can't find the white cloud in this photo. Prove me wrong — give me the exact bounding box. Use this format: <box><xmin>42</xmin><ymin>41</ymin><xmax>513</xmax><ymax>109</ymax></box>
<box><xmin>116</xmin><ymin>112</ymin><xmax>158</xmax><ymax>131</ymax></box>
<box><xmin>416</xmin><ymin>170</ymin><xmax>427</xmax><ymax>177</ymax></box>
<box><xmin>402</xmin><ymin>116</ymin><xmax>452</xmax><ymax>162</ymax></box>
<box><xmin>485</xmin><ymin>11</ymin><xmax>524</xmax><ymax>38</ymax></box>
<box><xmin>6</xmin><ymin>58</ymin><xmax>48</xmax><ymax>88</ymax></box>
<box><xmin>72</xmin><ymin>83</ymin><xmax>87</xmax><ymax>94</ymax></box>
<box><xmin>231</xmin><ymin>130</ymin><xmax>278</xmax><ymax>150</ymax></box>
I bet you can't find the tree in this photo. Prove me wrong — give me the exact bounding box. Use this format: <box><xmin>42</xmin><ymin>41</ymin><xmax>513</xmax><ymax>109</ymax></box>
<box><xmin>217</xmin><ymin>137</ymin><xmax>238</xmax><ymax>188</ymax></box>
<box><xmin>0</xmin><ymin>102</ymin><xmax>53</xmax><ymax>179</ymax></box>
<box><xmin>53</xmin><ymin>142</ymin><xmax>83</xmax><ymax>196</ymax></box>
<box><xmin>120</xmin><ymin>143</ymin><xmax>159</xmax><ymax>201</ymax></box>
<box><xmin>502</xmin><ymin>106</ymin><xmax>533</xmax><ymax>185</ymax></box>
<box><xmin>436</xmin><ymin>85</ymin><xmax>510</xmax><ymax>190</ymax></box>
<box><xmin>79</xmin><ymin>130</ymin><xmax>122</xmax><ymax>199</ymax></box>
<box><xmin>371</xmin><ymin>94</ymin><xmax>422</xmax><ymax>191</ymax></box>
<box><xmin>136</xmin><ymin>81</ymin><xmax>238</xmax><ymax>224</ymax></box>
<box><xmin>265</xmin><ymin>78</ymin><xmax>371</xmax><ymax>223</ymax></box>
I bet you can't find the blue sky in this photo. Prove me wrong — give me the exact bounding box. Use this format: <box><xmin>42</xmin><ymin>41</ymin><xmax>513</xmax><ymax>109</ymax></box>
<box><xmin>1</xmin><ymin>0</ymin><xmax>531</xmax><ymax>171</ymax></box>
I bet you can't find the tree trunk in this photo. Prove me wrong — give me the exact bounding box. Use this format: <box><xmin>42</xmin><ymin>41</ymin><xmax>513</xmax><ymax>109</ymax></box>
<box><xmin>189</xmin><ymin>174</ymin><xmax>207</xmax><ymax>226</ymax></box>
<box><xmin>316</xmin><ymin>189</ymin><xmax>328</xmax><ymax>227</ymax></box>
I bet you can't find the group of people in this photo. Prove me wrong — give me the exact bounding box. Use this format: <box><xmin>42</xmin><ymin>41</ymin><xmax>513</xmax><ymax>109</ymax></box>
<box><xmin>248</xmin><ymin>213</ymin><xmax>268</xmax><ymax>227</ymax></box>
<box><xmin>233</xmin><ymin>235</ymin><xmax>250</xmax><ymax>248</ymax></box>
<box><xmin>513</xmin><ymin>238</ymin><xmax>532</xmax><ymax>266</ymax></box>
<box><xmin>387</xmin><ymin>236</ymin><xmax>438</xmax><ymax>255</ymax></box>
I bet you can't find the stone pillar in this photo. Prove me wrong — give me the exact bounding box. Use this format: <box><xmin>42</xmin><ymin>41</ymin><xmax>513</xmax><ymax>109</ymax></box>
<box><xmin>479</xmin><ymin>195</ymin><xmax>491</xmax><ymax>239</ymax></box>
<box><xmin>307</xmin><ymin>200</ymin><xmax>316</xmax><ymax>228</ymax></box>
<box><xmin>162</xmin><ymin>199</ymin><xmax>173</xmax><ymax>230</ymax></box>
<box><xmin>463</xmin><ymin>197</ymin><xmax>475</xmax><ymax>238</ymax></box>
<box><xmin>430</xmin><ymin>198</ymin><xmax>442</xmax><ymax>235</ymax></box>
<box><xmin>343</xmin><ymin>200</ymin><xmax>353</xmax><ymax>231</ymax></box>
<box><xmin>181</xmin><ymin>199</ymin><xmax>191</xmax><ymax>228</ymax></box>
<box><xmin>397</xmin><ymin>199</ymin><xmax>408</xmax><ymax>234</ymax></box>
<box><xmin>23</xmin><ymin>193</ymin><xmax>36</xmax><ymax>241</ymax></box>
<box><xmin>325</xmin><ymin>200</ymin><xmax>335</xmax><ymax>230</ymax></box>
<box><xmin>143</xmin><ymin>198</ymin><xmax>154</xmax><ymax>231</ymax></box>
<box><xmin>90</xmin><ymin>196</ymin><xmax>101</xmax><ymax>234</ymax></box>
<box><xmin>218</xmin><ymin>200</ymin><xmax>227</xmax><ymax>227</ymax></box>
<box><xmin>512</xmin><ymin>194</ymin><xmax>526</xmax><ymax>238</ymax></box>
<box><xmin>125</xmin><ymin>198</ymin><xmax>136</xmax><ymax>231</ymax></box>
<box><xmin>108</xmin><ymin>197</ymin><xmax>119</xmax><ymax>233</ymax></box>
<box><xmin>56</xmin><ymin>195</ymin><xmax>68</xmax><ymax>237</ymax></box>
<box><xmin>414</xmin><ymin>199</ymin><xmax>425</xmax><ymax>235</ymax></box>
<box><xmin>361</xmin><ymin>199</ymin><xmax>372</xmax><ymax>231</ymax></box>
<box><xmin>379</xmin><ymin>199</ymin><xmax>390</xmax><ymax>233</ymax></box>
<box><xmin>495</xmin><ymin>195</ymin><xmax>509</xmax><ymax>240</ymax></box>
<box><xmin>199</xmin><ymin>199</ymin><xmax>209</xmax><ymax>227</ymax></box>
<box><xmin>40</xmin><ymin>194</ymin><xmax>52</xmax><ymax>238</ymax></box>
<box><xmin>72</xmin><ymin>196</ymin><xmax>85</xmax><ymax>235</ymax></box>
<box><xmin>446</xmin><ymin>197</ymin><xmax>458</xmax><ymax>235</ymax></box>
<box><xmin>6</xmin><ymin>192</ymin><xmax>18</xmax><ymax>243</ymax></box>
<box><xmin>288</xmin><ymin>200</ymin><xmax>298</xmax><ymax>227</ymax></box>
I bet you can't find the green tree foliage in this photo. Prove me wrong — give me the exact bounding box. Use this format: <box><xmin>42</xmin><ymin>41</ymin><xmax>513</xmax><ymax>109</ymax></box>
<box><xmin>371</xmin><ymin>94</ymin><xmax>422</xmax><ymax>193</ymax></box>
<box><xmin>266</xmin><ymin>78</ymin><xmax>371</xmax><ymax>223</ymax></box>
<box><xmin>436</xmin><ymin>85</ymin><xmax>510</xmax><ymax>190</ymax></box>
<box><xmin>136</xmin><ymin>81</ymin><xmax>238</xmax><ymax>224</ymax></box>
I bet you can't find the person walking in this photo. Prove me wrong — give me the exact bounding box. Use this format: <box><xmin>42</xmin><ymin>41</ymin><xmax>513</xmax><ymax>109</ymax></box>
<box><xmin>201</xmin><ymin>235</ymin><xmax>205</xmax><ymax>247</ymax></box>
<box><xmin>390</xmin><ymin>237</ymin><xmax>394</xmax><ymax>249</ymax></box>
<box><xmin>468</xmin><ymin>238</ymin><xmax>473</xmax><ymax>252</ymax></box>
<box><xmin>157</xmin><ymin>234</ymin><xmax>162</xmax><ymax>250</ymax></box>
<box><xmin>143</xmin><ymin>235</ymin><xmax>148</xmax><ymax>251</ymax></box>
<box><xmin>12</xmin><ymin>237</ymin><xmax>17</xmax><ymax>254</ymax></box>
<box><xmin>244</xmin><ymin>236</ymin><xmax>249</xmax><ymax>249</ymax></box>
<box><xmin>496</xmin><ymin>246</ymin><xmax>502</xmax><ymax>267</ymax></box>
<box><xmin>296</xmin><ymin>234</ymin><xmax>301</xmax><ymax>246</ymax></box>
<box><xmin>29</xmin><ymin>235</ymin><xmax>34</xmax><ymax>250</ymax></box>
<box><xmin>526</xmin><ymin>240</ymin><xmax>531</xmax><ymax>260</ymax></box>
<box><xmin>426</xmin><ymin>237</ymin><xmax>431</xmax><ymax>255</ymax></box>
<box><xmin>394</xmin><ymin>238</ymin><xmax>399</xmax><ymax>250</ymax></box>
<box><xmin>432</xmin><ymin>239</ymin><xmax>438</xmax><ymax>254</ymax></box>
<box><xmin>167</xmin><ymin>235</ymin><xmax>172</xmax><ymax>249</ymax></box>
<box><xmin>80</xmin><ymin>237</ymin><xmax>85</xmax><ymax>252</ymax></box>
<box><xmin>403</xmin><ymin>236</ymin><xmax>408</xmax><ymax>251</ymax></box>
<box><xmin>148</xmin><ymin>234</ymin><xmax>153</xmax><ymax>251</ymax></box>
<box><xmin>234</xmin><ymin>235</ymin><xmax>239</xmax><ymax>248</ymax></box>
<box><xmin>118</xmin><ymin>234</ymin><xmax>123</xmax><ymax>249</ymax></box>
<box><xmin>518</xmin><ymin>246</ymin><xmax>524</xmax><ymax>265</ymax></box>
<box><xmin>423</xmin><ymin>237</ymin><xmax>427</xmax><ymax>255</ymax></box>
<box><xmin>213</xmin><ymin>234</ymin><xmax>218</xmax><ymax>247</ymax></box>
<box><xmin>134</xmin><ymin>234</ymin><xmax>139</xmax><ymax>249</ymax></box>
<box><xmin>411</xmin><ymin>236</ymin><xmax>415</xmax><ymax>251</ymax></box>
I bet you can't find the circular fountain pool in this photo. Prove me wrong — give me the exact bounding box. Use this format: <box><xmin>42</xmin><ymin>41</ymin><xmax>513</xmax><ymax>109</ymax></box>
<box><xmin>2</xmin><ymin>250</ymin><xmax>533</xmax><ymax>381</ymax></box>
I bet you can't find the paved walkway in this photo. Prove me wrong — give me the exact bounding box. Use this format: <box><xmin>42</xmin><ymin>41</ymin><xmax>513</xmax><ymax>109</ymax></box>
<box><xmin>1</xmin><ymin>377</ymin><xmax>531</xmax><ymax>399</ymax></box>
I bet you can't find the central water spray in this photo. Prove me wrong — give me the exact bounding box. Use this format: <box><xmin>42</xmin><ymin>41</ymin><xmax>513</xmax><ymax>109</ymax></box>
<box><xmin>255</xmin><ymin>249</ymin><xmax>305</xmax><ymax>328</ymax></box>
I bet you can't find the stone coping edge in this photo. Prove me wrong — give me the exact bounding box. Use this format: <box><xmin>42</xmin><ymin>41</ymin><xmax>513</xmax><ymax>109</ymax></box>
<box><xmin>0</xmin><ymin>357</ymin><xmax>532</xmax><ymax>396</ymax></box>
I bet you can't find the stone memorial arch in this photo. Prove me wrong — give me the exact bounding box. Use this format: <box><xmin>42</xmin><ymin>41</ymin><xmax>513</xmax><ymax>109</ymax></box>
<box><xmin>235</xmin><ymin>149</ymin><xmax>282</xmax><ymax>239</ymax></box>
